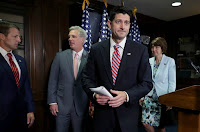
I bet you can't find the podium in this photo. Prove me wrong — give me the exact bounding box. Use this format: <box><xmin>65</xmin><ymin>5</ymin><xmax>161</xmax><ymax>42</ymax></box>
<box><xmin>159</xmin><ymin>85</ymin><xmax>200</xmax><ymax>132</ymax></box>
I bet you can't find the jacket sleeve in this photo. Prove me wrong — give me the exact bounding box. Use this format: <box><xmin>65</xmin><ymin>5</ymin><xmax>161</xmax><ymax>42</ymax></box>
<box><xmin>47</xmin><ymin>53</ymin><xmax>60</xmax><ymax>104</ymax></box>
<box><xmin>82</xmin><ymin>46</ymin><xmax>98</xmax><ymax>103</ymax></box>
<box><xmin>23</xmin><ymin>60</ymin><xmax>35</xmax><ymax>112</ymax></box>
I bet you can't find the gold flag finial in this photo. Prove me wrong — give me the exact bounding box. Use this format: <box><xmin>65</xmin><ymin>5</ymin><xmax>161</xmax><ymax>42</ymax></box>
<box><xmin>121</xmin><ymin>1</ymin><xmax>124</xmax><ymax>7</ymax></box>
<box><xmin>103</xmin><ymin>0</ymin><xmax>108</xmax><ymax>8</ymax></box>
<box><xmin>82</xmin><ymin>0</ymin><xmax>90</xmax><ymax>11</ymax></box>
<box><xmin>132</xmin><ymin>6</ymin><xmax>137</xmax><ymax>20</ymax></box>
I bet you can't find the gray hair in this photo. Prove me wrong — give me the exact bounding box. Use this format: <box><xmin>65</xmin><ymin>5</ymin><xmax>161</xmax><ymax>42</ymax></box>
<box><xmin>69</xmin><ymin>26</ymin><xmax>87</xmax><ymax>43</ymax></box>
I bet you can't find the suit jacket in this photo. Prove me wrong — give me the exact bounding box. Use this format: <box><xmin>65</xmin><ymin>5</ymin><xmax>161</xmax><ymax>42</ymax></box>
<box><xmin>47</xmin><ymin>49</ymin><xmax>89</xmax><ymax>116</ymax></box>
<box><xmin>0</xmin><ymin>53</ymin><xmax>35</xmax><ymax>130</ymax></box>
<box><xmin>148</xmin><ymin>54</ymin><xmax>176</xmax><ymax>97</ymax></box>
<box><xmin>82</xmin><ymin>39</ymin><xmax>152</xmax><ymax>131</ymax></box>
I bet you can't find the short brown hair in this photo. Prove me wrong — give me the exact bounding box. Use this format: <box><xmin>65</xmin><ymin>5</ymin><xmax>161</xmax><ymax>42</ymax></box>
<box><xmin>0</xmin><ymin>21</ymin><xmax>19</xmax><ymax>36</ymax></box>
<box><xmin>109</xmin><ymin>6</ymin><xmax>133</xmax><ymax>23</ymax></box>
<box><xmin>151</xmin><ymin>37</ymin><xmax>167</xmax><ymax>54</ymax></box>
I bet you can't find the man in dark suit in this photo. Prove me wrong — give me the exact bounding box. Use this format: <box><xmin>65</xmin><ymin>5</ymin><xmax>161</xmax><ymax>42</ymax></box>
<box><xmin>82</xmin><ymin>7</ymin><xmax>152</xmax><ymax>132</ymax></box>
<box><xmin>0</xmin><ymin>21</ymin><xmax>35</xmax><ymax>132</ymax></box>
<box><xmin>47</xmin><ymin>26</ymin><xmax>89</xmax><ymax>132</ymax></box>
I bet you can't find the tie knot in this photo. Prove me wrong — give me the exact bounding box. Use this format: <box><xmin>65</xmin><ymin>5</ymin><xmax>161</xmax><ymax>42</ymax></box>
<box><xmin>114</xmin><ymin>44</ymin><xmax>120</xmax><ymax>50</ymax></box>
<box><xmin>75</xmin><ymin>53</ymin><xmax>78</xmax><ymax>58</ymax></box>
<box><xmin>7</xmin><ymin>53</ymin><xmax>12</xmax><ymax>59</ymax></box>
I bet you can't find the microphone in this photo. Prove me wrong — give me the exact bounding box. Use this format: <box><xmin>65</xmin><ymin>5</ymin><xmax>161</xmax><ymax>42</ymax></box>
<box><xmin>141</xmin><ymin>35</ymin><xmax>150</xmax><ymax>45</ymax></box>
<box><xmin>187</xmin><ymin>58</ymin><xmax>199</xmax><ymax>74</ymax></box>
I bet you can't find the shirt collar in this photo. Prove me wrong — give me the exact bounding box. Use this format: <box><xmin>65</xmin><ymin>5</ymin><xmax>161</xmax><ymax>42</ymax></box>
<box><xmin>73</xmin><ymin>48</ymin><xmax>84</xmax><ymax>59</ymax></box>
<box><xmin>0</xmin><ymin>46</ymin><xmax>13</xmax><ymax>57</ymax></box>
<box><xmin>110</xmin><ymin>37</ymin><xmax>126</xmax><ymax>49</ymax></box>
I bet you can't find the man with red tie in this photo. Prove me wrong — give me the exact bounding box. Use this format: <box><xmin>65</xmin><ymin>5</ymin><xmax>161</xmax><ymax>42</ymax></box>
<box><xmin>82</xmin><ymin>6</ymin><xmax>152</xmax><ymax>132</ymax></box>
<box><xmin>0</xmin><ymin>21</ymin><xmax>35</xmax><ymax>132</ymax></box>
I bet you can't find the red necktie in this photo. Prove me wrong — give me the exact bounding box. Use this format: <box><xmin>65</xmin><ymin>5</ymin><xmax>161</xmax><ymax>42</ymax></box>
<box><xmin>7</xmin><ymin>53</ymin><xmax>20</xmax><ymax>87</ymax></box>
<box><xmin>73</xmin><ymin>53</ymin><xmax>78</xmax><ymax>79</ymax></box>
<box><xmin>112</xmin><ymin>44</ymin><xmax>121</xmax><ymax>85</ymax></box>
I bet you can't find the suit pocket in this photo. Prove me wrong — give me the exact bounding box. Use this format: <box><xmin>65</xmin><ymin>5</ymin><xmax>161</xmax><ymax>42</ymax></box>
<box><xmin>0</xmin><ymin>111</ymin><xmax>8</xmax><ymax>121</ymax></box>
<box><xmin>0</xmin><ymin>105</ymin><xmax>8</xmax><ymax>120</ymax></box>
<box><xmin>57</xmin><ymin>90</ymin><xmax>64</xmax><ymax>97</ymax></box>
<box><xmin>161</xmin><ymin>74</ymin><xmax>168</xmax><ymax>83</ymax></box>
<box><xmin>57</xmin><ymin>84</ymin><xmax>64</xmax><ymax>97</ymax></box>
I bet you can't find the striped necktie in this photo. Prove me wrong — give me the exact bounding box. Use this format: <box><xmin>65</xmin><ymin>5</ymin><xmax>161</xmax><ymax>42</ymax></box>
<box><xmin>112</xmin><ymin>44</ymin><xmax>121</xmax><ymax>85</ymax></box>
<box><xmin>7</xmin><ymin>53</ymin><xmax>20</xmax><ymax>87</ymax></box>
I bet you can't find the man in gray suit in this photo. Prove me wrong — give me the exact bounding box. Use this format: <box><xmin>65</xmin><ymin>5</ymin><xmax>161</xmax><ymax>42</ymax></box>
<box><xmin>47</xmin><ymin>26</ymin><xmax>89</xmax><ymax>132</ymax></box>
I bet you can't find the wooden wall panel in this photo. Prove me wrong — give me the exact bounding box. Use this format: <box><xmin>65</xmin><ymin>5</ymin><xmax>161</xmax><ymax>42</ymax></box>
<box><xmin>25</xmin><ymin>0</ymin><xmax>70</xmax><ymax>131</ymax></box>
<box><xmin>28</xmin><ymin>0</ymin><xmax>45</xmax><ymax>100</ymax></box>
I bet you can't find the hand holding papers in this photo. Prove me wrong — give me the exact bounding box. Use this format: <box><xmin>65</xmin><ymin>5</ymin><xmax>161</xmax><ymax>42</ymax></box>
<box><xmin>90</xmin><ymin>86</ymin><xmax>113</xmax><ymax>98</ymax></box>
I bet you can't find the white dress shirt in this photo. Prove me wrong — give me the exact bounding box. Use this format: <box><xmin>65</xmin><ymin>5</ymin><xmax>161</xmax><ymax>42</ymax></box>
<box><xmin>72</xmin><ymin>48</ymin><xmax>83</xmax><ymax>70</ymax></box>
<box><xmin>110</xmin><ymin>37</ymin><xmax>126</xmax><ymax>66</ymax></box>
<box><xmin>110</xmin><ymin>37</ymin><xmax>129</xmax><ymax>102</ymax></box>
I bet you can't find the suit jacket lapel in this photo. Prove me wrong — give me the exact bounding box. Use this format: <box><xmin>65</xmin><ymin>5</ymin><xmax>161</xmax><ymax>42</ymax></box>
<box><xmin>149</xmin><ymin>57</ymin><xmax>155</xmax><ymax>81</ymax></box>
<box><xmin>154</xmin><ymin>54</ymin><xmax>167</xmax><ymax>78</ymax></box>
<box><xmin>100</xmin><ymin>40</ymin><xmax>113</xmax><ymax>85</ymax></box>
<box><xmin>77</xmin><ymin>50</ymin><xmax>88</xmax><ymax>78</ymax></box>
<box><xmin>0</xmin><ymin>54</ymin><xmax>18</xmax><ymax>86</ymax></box>
<box><xmin>65</xmin><ymin>49</ymin><xmax>74</xmax><ymax>78</ymax></box>
<box><xmin>115</xmin><ymin>39</ymin><xmax>137</xmax><ymax>85</ymax></box>
<box><xmin>0</xmin><ymin>54</ymin><xmax>21</xmax><ymax>88</ymax></box>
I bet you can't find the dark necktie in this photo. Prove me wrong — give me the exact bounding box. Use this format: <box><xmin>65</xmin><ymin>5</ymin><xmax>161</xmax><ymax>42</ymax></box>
<box><xmin>7</xmin><ymin>53</ymin><xmax>20</xmax><ymax>87</ymax></box>
<box><xmin>112</xmin><ymin>44</ymin><xmax>121</xmax><ymax>85</ymax></box>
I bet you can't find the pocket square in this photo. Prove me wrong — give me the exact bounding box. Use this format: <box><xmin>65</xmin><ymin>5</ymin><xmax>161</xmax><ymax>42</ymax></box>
<box><xmin>127</xmin><ymin>53</ymin><xmax>131</xmax><ymax>56</ymax></box>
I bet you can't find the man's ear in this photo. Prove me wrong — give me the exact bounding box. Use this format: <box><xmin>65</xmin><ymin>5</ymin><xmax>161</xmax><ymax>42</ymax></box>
<box><xmin>0</xmin><ymin>33</ymin><xmax>5</xmax><ymax>40</ymax></box>
<box><xmin>81</xmin><ymin>37</ymin><xmax>85</xmax><ymax>45</ymax></box>
<box><xmin>107</xmin><ymin>20</ymin><xmax>111</xmax><ymax>29</ymax></box>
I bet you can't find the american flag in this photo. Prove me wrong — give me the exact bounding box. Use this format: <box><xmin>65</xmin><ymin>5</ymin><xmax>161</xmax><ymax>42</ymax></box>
<box><xmin>99</xmin><ymin>0</ymin><xmax>111</xmax><ymax>42</ymax></box>
<box><xmin>128</xmin><ymin>17</ymin><xmax>141</xmax><ymax>44</ymax></box>
<box><xmin>81</xmin><ymin>0</ymin><xmax>92</xmax><ymax>51</ymax></box>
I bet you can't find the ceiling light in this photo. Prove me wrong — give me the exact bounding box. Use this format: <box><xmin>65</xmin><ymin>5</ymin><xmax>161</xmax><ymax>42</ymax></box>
<box><xmin>172</xmin><ymin>2</ymin><xmax>182</xmax><ymax>7</ymax></box>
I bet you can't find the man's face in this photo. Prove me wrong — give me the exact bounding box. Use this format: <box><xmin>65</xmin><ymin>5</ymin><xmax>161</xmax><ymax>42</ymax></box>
<box><xmin>1</xmin><ymin>28</ymin><xmax>21</xmax><ymax>52</ymax></box>
<box><xmin>108</xmin><ymin>13</ymin><xmax>131</xmax><ymax>41</ymax></box>
<box><xmin>68</xmin><ymin>30</ymin><xmax>84</xmax><ymax>52</ymax></box>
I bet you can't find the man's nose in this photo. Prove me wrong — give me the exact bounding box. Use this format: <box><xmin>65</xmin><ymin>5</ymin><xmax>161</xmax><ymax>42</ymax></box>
<box><xmin>120</xmin><ymin>22</ymin><xmax>125</xmax><ymax>29</ymax></box>
<box><xmin>17</xmin><ymin>36</ymin><xmax>21</xmax><ymax>43</ymax></box>
<box><xmin>69</xmin><ymin>37</ymin><xmax>72</xmax><ymax>41</ymax></box>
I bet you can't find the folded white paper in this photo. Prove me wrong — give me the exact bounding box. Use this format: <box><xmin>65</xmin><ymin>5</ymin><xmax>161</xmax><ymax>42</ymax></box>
<box><xmin>90</xmin><ymin>86</ymin><xmax>113</xmax><ymax>98</ymax></box>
